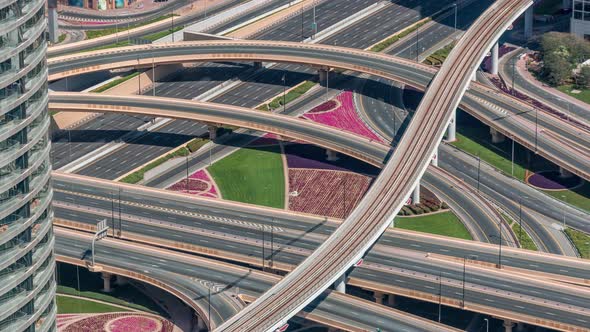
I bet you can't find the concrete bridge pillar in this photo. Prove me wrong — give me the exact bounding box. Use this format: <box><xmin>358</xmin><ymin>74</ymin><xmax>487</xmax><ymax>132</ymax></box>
<box><xmin>387</xmin><ymin>294</ymin><xmax>397</xmax><ymax>306</ymax></box>
<box><xmin>503</xmin><ymin>319</ymin><xmax>515</xmax><ymax>332</ymax></box>
<box><xmin>524</xmin><ymin>7</ymin><xmax>533</xmax><ymax>39</ymax></box>
<box><xmin>373</xmin><ymin>291</ymin><xmax>384</xmax><ymax>304</ymax></box>
<box><xmin>559</xmin><ymin>166</ymin><xmax>574</xmax><ymax>179</ymax></box>
<box><xmin>102</xmin><ymin>272</ymin><xmax>112</xmax><ymax>293</ymax></box>
<box><xmin>208</xmin><ymin>125</ymin><xmax>218</xmax><ymax>141</ymax></box>
<box><xmin>318</xmin><ymin>69</ymin><xmax>329</xmax><ymax>86</ymax></box>
<box><xmin>490</xmin><ymin>128</ymin><xmax>505</xmax><ymax>143</ymax></box>
<box><xmin>326</xmin><ymin>149</ymin><xmax>338</xmax><ymax>161</ymax></box>
<box><xmin>431</xmin><ymin>148</ymin><xmax>438</xmax><ymax>167</ymax></box>
<box><xmin>491</xmin><ymin>42</ymin><xmax>499</xmax><ymax>75</ymax></box>
<box><xmin>446</xmin><ymin>109</ymin><xmax>456</xmax><ymax>142</ymax></box>
<box><xmin>472</xmin><ymin>71</ymin><xmax>477</xmax><ymax>82</ymax></box>
<box><xmin>334</xmin><ymin>273</ymin><xmax>346</xmax><ymax>293</ymax></box>
<box><xmin>516</xmin><ymin>322</ymin><xmax>525</xmax><ymax>331</ymax></box>
<box><xmin>253</xmin><ymin>62</ymin><xmax>263</xmax><ymax>69</ymax></box>
<box><xmin>412</xmin><ymin>183</ymin><xmax>420</xmax><ymax>205</ymax></box>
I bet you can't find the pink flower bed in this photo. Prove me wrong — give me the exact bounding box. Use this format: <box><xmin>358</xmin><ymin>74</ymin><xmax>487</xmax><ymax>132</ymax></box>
<box><xmin>307</xmin><ymin>100</ymin><xmax>339</xmax><ymax>114</ymax></box>
<box><xmin>167</xmin><ymin>169</ymin><xmax>219</xmax><ymax>198</ymax></box>
<box><xmin>303</xmin><ymin>91</ymin><xmax>384</xmax><ymax>143</ymax></box>
<box><xmin>107</xmin><ymin>316</ymin><xmax>161</xmax><ymax>332</ymax></box>
<box><xmin>61</xmin><ymin>313</ymin><xmax>174</xmax><ymax>332</ymax></box>
<box><xmin>288</xmin><ymin>169</ymin><xmax>373</xmax><ymax>219</ymax></box>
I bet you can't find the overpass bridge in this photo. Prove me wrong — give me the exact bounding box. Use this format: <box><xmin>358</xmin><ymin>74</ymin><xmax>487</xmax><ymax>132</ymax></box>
<box><xmin>52</xmin><ymin>173</ymin><xmax>590</xmax><ymax>331</ymax></box>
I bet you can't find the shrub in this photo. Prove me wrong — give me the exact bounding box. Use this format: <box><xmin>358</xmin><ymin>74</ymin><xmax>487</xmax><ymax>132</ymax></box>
<box><xmin>186</xmin><ymin>138</ymin><xmax>209</xmax><ymax>153</ymax></box>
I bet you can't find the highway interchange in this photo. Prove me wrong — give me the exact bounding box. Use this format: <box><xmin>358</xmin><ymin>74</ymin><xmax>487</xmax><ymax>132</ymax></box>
<box><xmin>47</xmin><ymin>0</ymin><xmax>590</xmax><ymax>331</ymax></box>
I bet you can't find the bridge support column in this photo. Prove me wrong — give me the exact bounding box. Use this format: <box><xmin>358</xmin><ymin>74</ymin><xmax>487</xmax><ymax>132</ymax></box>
<box><xmin>253</xmin><ymin>61</ymin><xmax>263</xmax><ymax>69</ymax></box>
<box><xmin>431</xmin><ymin>148</ymin><xmax>438</xmax><ymax>167</ymax></box>
<box><xmin>102</xmin><ymin>272</ymin><xmax>112</xmax><ymax>293</ymax></box>
<box><xmin>503</xmin><ymin>319</ymin><xmax>515</xmax><ymax>332</ymax></box>
<box><xmin>524</xmin><ymin>7</ymin><xmax>533</xmax><ymax>39</ymax></box>
<box><xmin>115</xmin><ymin>275</ymin><xmax>128</xmax><ymax>286</ymax></box>
<box><xmin>446</xmin><ymin>109</ymin><xmax>456</xmax><ymax>142</ymax></box>
<box><xmin>491</xmin><ymin>42</ymin><xmax>499</xmax><ymax>75</ymax></box>
<box><xmin>373</xmin><ymin>291</ymin><xmax>384</xmax><ymax>304</ymax></box>
<box><xmin>490</xmin><ymin>128</ymin><xmax>505</xmax><ymax>143</ymax></box>
<box><xmin>516</xmin><ymin>322</ymin><xmax>525</xmax><ymax>331</ymax></box>
<box><xmin>318</xmin><ymin>69</ymin><xmax>329</xmax><ymax>86</ymax></box>
<box><xmin>412</xmin><ymin>183</ymin><xmax>420</xmax><ymax>205</ymax></box>
<box><xmin>387</xmin><ymin>294</ymin><xmax>397</xmax><ymax>306</ymax></box>
<box><xmin>472</xmin><ymin>71</ymin><xmax>477</xmax><ymax>82</ymax></box>
<box><xmin>334</xmin><ymin>274</ymin><xmax>346</xmax><ymax>293</ymax></box>
<box><xmin>208</xmin><ymin>125</ymin><xmax>218</xmax><ymax>141</ymax></box>
<box><xmin>326</xmin><ymin>149</ymin><xmax>338</xmax><ymax>161</ymax></box>
<box><xmin>559</xmin><ymin>166</ymin><xmax>574</xmax><ymax>179</ymax></box>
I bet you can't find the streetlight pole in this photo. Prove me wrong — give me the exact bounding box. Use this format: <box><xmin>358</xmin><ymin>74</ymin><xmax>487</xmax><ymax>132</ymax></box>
<box><xmin>561</xmin><ymin>195</ymin><xmax>567</xmax><ymax>229</ymax></box>
<box><xmin>152</xmin><ymin>49</ymin><xmax>156</xmax><ymax>96</ymax></box>
<box><xmin>171</xmin><ymin>9</ymin><xmax>175</xmax><ymax>42</ymax></box>
<box><xmin>484</xmin><ymin>318</ymin><xmax>489</xmax><ymax>332</ymax></box>
<box><xmin>462</xmin><ymin>256</ymin><xmax>466</xmax><ymax>308</ymax></box>
<box><xmin>518</xmin><ymin>196</ymin><xmax>523</xmax><ymax>244</ymax></box>
<box><xmin>415</xmin><ymin>26</ymin><xmax>420</xmax><ymax>62</ymax></box>
<box><xmin>208</xmin><ymin>287</ymin><xmax>211</xmax><ymax>330</ymax></box>
<box><xmin>476</xmin><ymin>156</ymin><xmax>481</xmax><ymax>193</ymax></box>
<box><xmin>438</xmin><ymin>271</ymin><xmax>442</xmax><ymax>323</ymax></box>
<box><xmin>118</xmin><ymin>187</ymin><xmax>122</xmax><ymax>237</ymax></box>
<box><xmin>261</xmin><ymin>225</ymin><xmax>265</xmax><ymax>270</ymax></box>
<box><xmin>270</xmin><ymin>219</ymin><xmax>274</xmax><ymax>270</ymax></box>
<box><xmin>511</xmin><ymin>136</ymin><xmax>515</xmax><ymax>177</ymax></box>
<box><xmin>186</xmin><ymin>154</ymin><xmax>189</xmax><ymax>193</ymax></box>
<box><xmin>498</xmin><ymin>219</ymin><xmax>503</xmax><ymax>268</ymax></box>
<box><xmin>282</xmin><ymin>72</ymin><xmax>286</xmax><ymax>113</ymax></box>
<box><xmin>534</xmin><ymin>108</ymin><xmax>538</xmax><ymax>153</ymax></box>
<box><xmin>453</xmin><ymin>3</ymin><xmax>457</xmax><ymax>36</ymax></box>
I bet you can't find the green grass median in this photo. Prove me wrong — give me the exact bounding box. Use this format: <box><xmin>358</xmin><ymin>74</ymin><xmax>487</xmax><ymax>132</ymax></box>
<box><xmin>509</xmin><ymin>220</ymin><xmax>538</xmax><ymax>251</ymax></box>
<box><xmin>57</xmin><ymin>295</ymin><xmax>128</xmax><ymax>314</ymax></box>
<box><xmin>209</xmin><ymin>145</ymin><xmax>285</xmax><ymax>208</ymax></box>
<box><xmin>91</xmin><ymin>72</ymin><xmax>140</xmax><ymax>93</ymax></box>
<box><xmin>86</xmin><ymin>14</ymin><xmax>176</xmax><ymax>39</ymax></box>
<box><xmin>565</xmin><ymin>228</ymin><xmax>590</xmax><ymax>259</ymax></box>
<box><xmin>120</xmin><ymin>146</ymin><xmax>189</xmax><ymax>184</ymax></box>
<box><xmin>259</xmin><ymin>81</ymin><xmax>317</xmax><ymax>111</ymax></box>
<box><xmin>394</xmin><ymin>211</ymin><xmax>472</xmax><ymax>240</ymax></box>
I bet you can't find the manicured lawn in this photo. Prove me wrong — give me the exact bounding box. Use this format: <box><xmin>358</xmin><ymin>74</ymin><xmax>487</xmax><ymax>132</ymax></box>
<box><xmin>86</xmin><ymin>14</ymin><xmax>176</xmax><ymax>39</ymax></box>
<box><xmin>394</xmin><ymin>211</ymin><xmax>473</xmax><ymax>240</ymax></box>
<box><xmin>91</xmin><ymin>72</ymin><xmax>139</xmax><ymax>93</ymax></box>
<box><xmin>57</xmin><ymin>295</ymin><xmax>127</xmax><ymax>314</ymax></box>
<box><xmin>452</xmin><ymin>132</ymin><xmax>527</xmax><ymax>181</ymax></box>
<box><xmin>453</xmin><ymin>113</ymin><xmax>590</xmax><ymax>212</ymax></box>
<box><xmin>208</xmin><ymin>145</ymin><xmax>285</xmax><ymax>208</ymax></box>
<box><xmin>565</xmin><ymin>228</ymin><xmax>590</xmax><ymax>259</ymax></box>
<box><xmin>557</xmin><ymin>85</ymin><xmax>590</xmax><ymax>105</ymax></box>
<box><xmin>509</xmin><ymin>218</ymin><xmax>538</xmax><ymax>251</ymax></box>
<box><xmin>543</xmin><ymin>181</ymin><xmax>590</xmax><ymax>213</ymax></box>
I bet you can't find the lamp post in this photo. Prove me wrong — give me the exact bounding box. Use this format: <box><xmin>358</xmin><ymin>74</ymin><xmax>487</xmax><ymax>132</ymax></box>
<box><xmin>476</xmin><ymin>156</ymin><xmax>481</xmax><ymax>193</ymax></box>
<box><xmin>452</xmin><ymin>3</ymin><xmax>457</xmax><ymax>37</ymax></box>
<box><xmin>484</xmin><ymin>318</ymin><xmax>489</xmax><ymax>332</ymax></box>
<box><xmin>462</xmin><ymin>256</ymin><xmax>466</xmax><ymax>308</ymax></box>
<box><xmin>438</xmin><ymin>271</ymin><xmax>442</xmax><ymax>323</ymax></box>
<box><xmin>561</xmin><ymin>195</ymin><xmax>567</xmax><ymax>229</ymax></box>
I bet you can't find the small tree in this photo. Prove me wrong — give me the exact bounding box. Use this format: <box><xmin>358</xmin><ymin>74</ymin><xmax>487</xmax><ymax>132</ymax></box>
<box><xmin>543</xmin><ymin>52</ymin><xmax>573</xmax><ymax>85</ymax></box>
<box><xmin>576</xmin><ymin>66</ymin><xmax>590</xmax><ymax>88</ymax></box>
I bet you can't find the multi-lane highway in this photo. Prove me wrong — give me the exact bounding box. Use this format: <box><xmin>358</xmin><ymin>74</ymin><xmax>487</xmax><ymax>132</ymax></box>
<box><xmin>51</xmin><ymin>173</ymin><xmax>590</xmax><ymax>331</ymax></box>
<box><xmin>46</xmin><ymin>40</ymin><xmax>590</xmax><ymax>182</ymax></box>
<box><xmin>55</xmin><ymin>228</ymin><xmax>462</xmax><ymax>332</ymax></box>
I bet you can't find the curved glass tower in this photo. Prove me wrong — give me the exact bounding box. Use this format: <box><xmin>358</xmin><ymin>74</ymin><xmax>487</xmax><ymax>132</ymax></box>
<box><xmin>0</xmin><ymin>0</ymin><xmax>55</xmax><ymax>330</ymax></box>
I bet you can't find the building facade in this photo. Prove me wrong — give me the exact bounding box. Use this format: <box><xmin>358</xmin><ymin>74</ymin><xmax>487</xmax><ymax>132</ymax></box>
<box><xmin>0</xmin><ymin>0</ymin><xmax>55</xmax><ymax>330</ymax></box>
<box><xmin>59</xmin><ymin>0</ymin><xmax>138</xmax><ymax>11</ymax></box>
<box><xmin>572</xmin><ymin>0</ymin><xmax>590</xmax><ymax>39</ymax></box>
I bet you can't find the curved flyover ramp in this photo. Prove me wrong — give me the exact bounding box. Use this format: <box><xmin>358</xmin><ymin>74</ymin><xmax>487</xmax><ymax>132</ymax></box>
<box><xmin>47</xmin><ymin>41</ymin><xmax>590</xmax><ymax>181</ymax></box>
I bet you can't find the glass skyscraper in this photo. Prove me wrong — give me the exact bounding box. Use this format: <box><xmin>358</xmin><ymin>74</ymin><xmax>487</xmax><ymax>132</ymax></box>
<box><xmin>0</xmin><ymin>0</ymin><xmax>55</xmax><ymax>330</ymax></box>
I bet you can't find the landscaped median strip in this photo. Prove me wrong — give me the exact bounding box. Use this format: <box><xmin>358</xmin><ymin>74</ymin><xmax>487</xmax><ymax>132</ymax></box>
<box><xmin>85</xmin><ymin>14</ymin><xmax>178</xmax><ymax>40</ymax></box>
<box><xmin>564</xmin><ymin>228</ymin><xmax>590</xmax><ymax>259</ymax></box>
<box><xmin>119</xmin><ymin>138</ymin><xmax>209</xmax><ymax>184</ymax></box>
<box><xmin>257</xmin><ymin>81</ymin><xmax>317</xmax><ymax>111</ymax></box>
<box><xmin>90</xmin><ymin>72</ymin><xmax>140</xmax><ymax>93</ymax></box>
<box><xmin>368</xmin><ymin>18</ymin><xmax>432</xmax><ymax>52</ymax></box>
